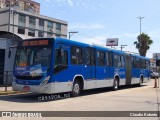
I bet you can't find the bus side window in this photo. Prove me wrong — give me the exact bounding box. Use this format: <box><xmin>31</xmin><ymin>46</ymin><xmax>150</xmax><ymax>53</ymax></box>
<box><xmin>108</xmin><ymin>52</ymin><xmax>113</xmax><ymax>66</ymax></box>
<box><xmin>114</xmin><ymin>54</ymin><xmax>118</xmax><ymax>67</ymax></box>
<box><xmin>85</xmin><ymin>48</ymin><xmax>90</xmax><ymax>65</ymax></box>
<box><xmin>55</xmin><ymin>49</ymin><xmax>68</xmax><ymax>66</ymax></box>
<box><xmin>106</xmin><ymin>52</ymin><xmax>109</xmax><ymax>66</ymax></box>
<box><xmin>120</xmin><ymin>56</ymin><xmax>125</xmax><ymax>67</ymax></box>
<box><xmin>54</xmin><ymin>49</ymin><xmax>68</xmax><ymax>74</ymax></box>
<box><xmin>146</xmin><ymin>60</ymin><xmax>150</xmax><ymax>69</ymax></box>
<box><xmin>71</xmin><ymin>46</ymin><xmax>83</xmax><ymax>65</ymax></box>
<box><xmin>97</xmin><ymin>51</ymin><xmax>105</xmax><ymax>66</ymax></box>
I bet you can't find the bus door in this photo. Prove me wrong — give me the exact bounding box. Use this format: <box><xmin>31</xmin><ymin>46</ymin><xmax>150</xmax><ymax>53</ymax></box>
<box><xmin>85</xmin><ymin>47</ymin><xmax>96</xmax><ymax>79</ymax></box>
<box><xmin>125</xmin><ymin>54</ymin><xmax>132</xmax><ymax>85</ymax></box>
<box><xmin>54</xmin><ymin>44</ymin><xmax>70</xmax><ymax>81</ymax></box>
<box><xmin>84</xmin><ymin>47</ymin><xmax>96</xmax><ymax>89</ymax></box>
<box><xmin>106</xmin><ymin>51</ymin><xmax>114</xmax><ymax>79</ymax></box>
<box><xmin>0</xmin><ymin>49</ymin><xmax>5</xmax><ymax>85</ymax></box>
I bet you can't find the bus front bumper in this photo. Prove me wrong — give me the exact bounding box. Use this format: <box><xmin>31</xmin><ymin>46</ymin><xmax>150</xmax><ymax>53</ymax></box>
<box><xmin>12</xmin><ymin>82</ymin><xmax>54</xmax><ymax>94</ymax></box>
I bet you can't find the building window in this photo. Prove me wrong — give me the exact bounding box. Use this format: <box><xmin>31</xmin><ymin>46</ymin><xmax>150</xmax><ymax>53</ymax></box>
<box><xmin>38</xmin><ymin>31</ymin><xmax>44</xmax><ymax>37</ymax></box>
<box><xmin>39</xmin><ymin>19</ymin><xmax>44</xmax><ymax>26</ymax></box>
<box><xmin>19</xmin><ymin>14</ymin><xmax>25</xmax><ymax>23</ymax></box>
<box><xmin>29</xmin><ymin>17</ymin><xmax>35</xmax><ymax>25</ymax></box>
<box><xmin>18</xmin><ymin>27</ymin><xmax>25</xmax><ymax>34</ymax></box>
<box><xmin>18</xmin><ymin>14</ymin><xmax>25</xmax><ymax>26</ymax></box>
<box><xmin>47</xmin><ymin>21</ymin><xmax>53</xmax><ymax>28</ymax></box>
<box><xmin>56</xmin><ymin>23</ymin><xmax>61</xmax><ymax>30</ymax></box>
<box><xmin>39</xmin><ymin>19</ymin><xmax>44</xmax><ymax>30</ymax></box>
<box><xmin>56</xmin><ymin>23</ymin><xmax>61</xmax><ymax>34</ymax></box>
<box><xmin>28</xmin><ymin>29</ymin><xmax>35</xmax><ymax>37</ymax></box>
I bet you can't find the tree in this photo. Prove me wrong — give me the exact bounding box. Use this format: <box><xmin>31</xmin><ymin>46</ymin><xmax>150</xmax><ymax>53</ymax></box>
<box><xmin>134</xmin><ymin>33</ymin><xmax>153</xmax><ymax>57</ymax></box>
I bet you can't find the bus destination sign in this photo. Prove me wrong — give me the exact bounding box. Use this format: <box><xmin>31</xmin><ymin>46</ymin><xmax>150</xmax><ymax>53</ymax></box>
<box><xmin>21</xmin><ymin>40</ymin><xmax>49</xmax><ymax>46</ymax></box>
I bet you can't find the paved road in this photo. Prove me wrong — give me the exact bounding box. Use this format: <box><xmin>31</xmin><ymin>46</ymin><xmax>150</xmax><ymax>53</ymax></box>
<box><xmin>0</xmin><ymin>79</ymin><xmax>160</xmax><ymax>120</ymax></box>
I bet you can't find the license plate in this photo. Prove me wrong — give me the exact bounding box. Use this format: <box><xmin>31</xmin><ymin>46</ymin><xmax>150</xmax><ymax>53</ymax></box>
<box><xmin>23</xmin><ymin>86</ymin><xmax>30</xmax><ymax>91</ymax></box>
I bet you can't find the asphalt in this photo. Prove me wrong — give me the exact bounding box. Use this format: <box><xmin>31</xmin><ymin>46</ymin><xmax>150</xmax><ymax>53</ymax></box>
<box><xmin>0</xmin><ymin>78</ymin><xmax>159</xmax><ymax>92</ymax></box>
<box><xmin>0</xmin><ymin>79</ymin><xmax>159</xmax><ymax>120</ymax></box>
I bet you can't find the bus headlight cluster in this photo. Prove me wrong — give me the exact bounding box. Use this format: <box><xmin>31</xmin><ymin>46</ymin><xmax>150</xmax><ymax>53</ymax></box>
<box><xmin>40</xmin><ymin>76</ymin><xmax>50</xmax><ymax>85</ymax></box>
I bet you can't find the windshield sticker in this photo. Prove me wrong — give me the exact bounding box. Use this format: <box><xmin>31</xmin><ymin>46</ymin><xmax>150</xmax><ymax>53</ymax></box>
<box><xmin>30</xmin><ymin>64</ymin><xmax>42</xmax><ymax>77</ymax></box>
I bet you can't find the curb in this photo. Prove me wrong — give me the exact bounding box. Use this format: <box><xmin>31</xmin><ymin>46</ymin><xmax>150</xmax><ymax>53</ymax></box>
<box><xmin>0</xmin><ymin>91</ymin><xmax>25</xmax><ymax>95</ymax></box>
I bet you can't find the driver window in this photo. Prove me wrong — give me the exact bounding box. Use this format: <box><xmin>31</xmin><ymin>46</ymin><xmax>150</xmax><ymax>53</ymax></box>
<box><xmin>55</xmin><ymin>49</ymin><xmax>68</xmax><ymax>66</ymax></box>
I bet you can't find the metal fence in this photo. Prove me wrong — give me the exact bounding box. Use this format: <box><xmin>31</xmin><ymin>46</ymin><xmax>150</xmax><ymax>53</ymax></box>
<box><xmin>0</xmin><ymin>71</ymin><xmax>13</xmax><ymax>92</ymax></box>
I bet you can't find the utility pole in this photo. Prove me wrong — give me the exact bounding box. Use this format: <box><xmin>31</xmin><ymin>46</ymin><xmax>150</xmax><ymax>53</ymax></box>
<box><xmin>12</xmin><ymin>10</ymin><xmax>17</xmax><ymax>39</ymax></box>
<box><xmin>120</xmin><ymin>45</ymin><xmax>127</xmax><ymax>51</ymax></box>
<box><xmin>68</xmin><ymin>31</ymin><xmax>78</xmax><ymax>40</ymax></box>
<box><xmin>8</xmin><ymin>0</ymin><xmax>11</xmax><ymax>32</ymax></box>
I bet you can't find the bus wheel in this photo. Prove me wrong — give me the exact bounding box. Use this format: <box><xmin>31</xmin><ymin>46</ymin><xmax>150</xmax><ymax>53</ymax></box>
<box><xmin>113</xmin><ymin>78</ymin><xmax>119</xmax><ymax>91</ymax></box>
<box><xmin>71</xmin><ymin>80</ymin><xmax>81</xmax><ymax>97</ymax></box>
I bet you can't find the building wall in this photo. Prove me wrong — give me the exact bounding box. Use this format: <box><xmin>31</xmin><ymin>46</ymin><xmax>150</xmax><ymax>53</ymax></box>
<box><xmin>0</xmin><ymin>38</ymin><xmax>18</xmax><ymax>84</ymax></box>
<box><xmin>0</xmin><ymin>11</ymin><xmax>9</xmax><ymax>25</ymax></box>
<box><xmin>0</xmin><ymin>25</ymin><xmax>8</xmax><ymax>31</ymax></box>
<box><xmin>0</xmin><ymin>8</ymin><xmax>68</xmax><ymax>39</ymax></box>
<box><xmin>61</xmin><ymin>24</ymin><xmax>68</xmax><ymax>37</ymax></box>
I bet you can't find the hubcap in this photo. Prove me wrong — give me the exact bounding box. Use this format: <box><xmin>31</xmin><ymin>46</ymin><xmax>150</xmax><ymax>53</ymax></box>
<box><xmin>73</xmin><ymin>83</ymin><xmax>80</xmax><ymax>93</ymax></box>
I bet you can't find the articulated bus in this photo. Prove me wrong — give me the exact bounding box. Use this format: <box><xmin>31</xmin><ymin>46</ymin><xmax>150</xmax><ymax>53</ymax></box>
<box><xmin>12</xmin><ymin>38</ymin><xmax>150</xmax><ymax>97</ymax></box>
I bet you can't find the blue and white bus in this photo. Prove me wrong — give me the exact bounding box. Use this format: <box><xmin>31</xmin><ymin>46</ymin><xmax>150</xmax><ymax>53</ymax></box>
<box><xmin>12</xmin><ymin>37</ymin><xmax>150</xmax><ymax>97</ymax></box>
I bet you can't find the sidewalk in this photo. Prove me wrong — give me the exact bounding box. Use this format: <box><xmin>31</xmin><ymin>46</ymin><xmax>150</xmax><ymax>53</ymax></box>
<box><xmin>0</xmin><ymin>86</ymin><xmax>12</xmax><ymax>92</ymax></box>
<box><xmin>0</xmin><ymin>86</ymin><xmax>23</xmax><ymax>95</ymax></box>
<box><xmin>147</xmin><ymin>78</ymin><xmax>160</xmax><ymax>88</ymax></box>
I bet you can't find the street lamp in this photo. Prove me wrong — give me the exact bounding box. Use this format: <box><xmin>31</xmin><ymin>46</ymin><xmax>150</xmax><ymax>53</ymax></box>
<box><xmin>137</xmin><ymin>16</ymin><xmax>145</xmax><ymax>43</ymax></box>
<box><xmin>68</xmin><ymin>31</ymin><xmax>78</xmax><ymax>40</ymax></box>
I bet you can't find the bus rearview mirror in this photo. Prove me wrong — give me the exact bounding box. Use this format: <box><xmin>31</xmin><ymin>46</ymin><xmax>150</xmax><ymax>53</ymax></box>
<box><xmin>8</xmin><ymin>50</ymin><xmax>11</xmax><ymax>58</ymax></box>
<box><xmin>156</xmin><ymin>60</ymin><xmax>160</xmax><ymax>66</ymax></box>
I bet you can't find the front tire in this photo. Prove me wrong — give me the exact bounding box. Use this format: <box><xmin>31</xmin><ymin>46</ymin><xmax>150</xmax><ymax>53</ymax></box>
<box><xmin>71</xmin><ymin>80</ymin><xmax>81</xmax><ymax>97</ymax></box>
<box><xmin>113</xmin><ymin>78</ymin><xmax>119</xmax><ymax>91</ymax></box>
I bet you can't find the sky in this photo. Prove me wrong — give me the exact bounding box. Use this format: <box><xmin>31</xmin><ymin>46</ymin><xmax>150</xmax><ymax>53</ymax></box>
<box><xmin>34</xmin><ymin>0</ymin><xmax>160</xmax><ymax>58</ymax></box>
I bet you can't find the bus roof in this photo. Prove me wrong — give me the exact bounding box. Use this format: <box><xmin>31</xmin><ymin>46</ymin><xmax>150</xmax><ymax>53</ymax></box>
<box><xmin>130</xmin><ymin>54</ymin><xmax>150</xmax><ymax>60</ymax></box>
<box><xmin>55</xmin><ymin>38</ymin><xmax>128</xmax><ymax>55</ymax></box>
<box><xmin>23</xmin><ymin>37</ymin><xmax>150</xmax><ymax>60</ymax></box>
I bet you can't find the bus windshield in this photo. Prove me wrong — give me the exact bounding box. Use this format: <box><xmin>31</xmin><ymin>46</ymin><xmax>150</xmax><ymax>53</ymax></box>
<box><xmin>15</xmin><ymin>47</ymin><xmax>52</xmax><ymax>68</ymax></box>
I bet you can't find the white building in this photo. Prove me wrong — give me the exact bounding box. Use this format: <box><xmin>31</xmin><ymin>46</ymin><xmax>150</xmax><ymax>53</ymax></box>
<box><xmin>0</xmin><ymin>0</ymin><xmax>40</xmax><ymax>14</ymax></box>
<box><xmin>0</xmin><ymin>6</ymin><xmax>68</xmax><ymax>39</ymax></box>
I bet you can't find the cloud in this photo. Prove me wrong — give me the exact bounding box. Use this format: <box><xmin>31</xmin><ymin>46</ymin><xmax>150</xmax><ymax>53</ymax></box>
<box><xmin>67</xmin><ymin>0</ymin><xmax>74</xmax><ymax>6</ymax></box>
<box><xmin>69</xmin><ymin>23</ymin><xmax>106</xmax><ymax>30</ymax></box>
<box><xmin>42</xmin><ymin>0</ymin><xmax>99</xmax><ymax>10</ymax></box>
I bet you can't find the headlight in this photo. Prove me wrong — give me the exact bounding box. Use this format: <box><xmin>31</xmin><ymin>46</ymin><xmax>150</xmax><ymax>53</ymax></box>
<box><xmin>40</xmin><ymin>76</ymin><xmax>50</xmax><ymax>85</ymax></box>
